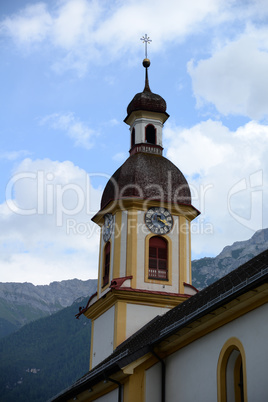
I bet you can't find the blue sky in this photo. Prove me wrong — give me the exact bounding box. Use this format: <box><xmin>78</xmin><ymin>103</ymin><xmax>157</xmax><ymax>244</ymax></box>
<box><xmin>0</xmin><ymin>0</ymin><xmax>268</xmax><ymax>285</ymax></box>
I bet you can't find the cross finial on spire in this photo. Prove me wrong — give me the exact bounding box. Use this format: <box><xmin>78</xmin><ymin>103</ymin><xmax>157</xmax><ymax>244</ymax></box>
<box><xmin>140</xmin><ymin>34</ymin><xmax>152</xmax><ymax>59</ymax></box>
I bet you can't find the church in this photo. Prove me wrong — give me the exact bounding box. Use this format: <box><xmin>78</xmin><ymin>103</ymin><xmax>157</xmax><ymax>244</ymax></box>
<box><xmin>52</xmin><ymin>42</ymin><xmax>268</xmax><ymax>402</ymax></box>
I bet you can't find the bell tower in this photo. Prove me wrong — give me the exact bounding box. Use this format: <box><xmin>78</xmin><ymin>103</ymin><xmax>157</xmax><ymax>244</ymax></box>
<box><xmin>126</xmin><ymin>57</ymin><xmax>168</xmax><ymax>157</ymax></box>
<box><xmin>82</xmin><ymin>39</ymin><xmax>200</xmax><ymax>369</ymax></box>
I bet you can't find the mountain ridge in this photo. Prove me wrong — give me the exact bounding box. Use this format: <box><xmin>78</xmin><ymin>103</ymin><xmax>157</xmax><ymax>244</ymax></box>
<box><xmin>0</xmin><ymin>279</ymin><xmax>97</xmax><ymax>338</ymax></box>
<box><xmin>0</xmin><ymin>229</ymin><xmax>268</xmax><ymax>401</ymax></box>
<box><xmin>1</xmin><ymin>228</ymin><xmax>268</xmax><ymax>338</ymax></box>
<box><xmin>192</xmin><ymin>228</ymin><xmax>268</xmax><ymax>288</ymax></box>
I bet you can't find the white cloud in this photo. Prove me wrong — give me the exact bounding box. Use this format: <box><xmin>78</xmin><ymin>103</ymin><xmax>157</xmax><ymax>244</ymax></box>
<box><xmin>1</xmin><ymin>158</ymin><xmax>103</xmax><ymax>284</ymax></box>
<box><xmin>0</xmin><ymin>150</ymin><xmax>30</xmax><ymax>161</ymax></box>
<box><xmin>112</xmin><ymin>152</ymin><xmax>127</xmax><ymax>162</ymax></box>
<box><xmin>188</xmin><ymin>27</ymin><xmax>268</xmax><ymax>120</ymax></box>
<box><xmin>0</xmin><ymin>3</ymin><xmax>52</xmax><ymax>45</ymax></box>
<box><xmin>165</xmin><ymin>119</ymin><xmax>233</xmax><ymax>177</ymax></box>
<box><xmin>40</xmin><ymin>112</ymin><xmax>96</xmax><ymax>149</ymax></box>
<box><xmin>164</xmin><ymin>119</ymin><xmax>268</xmax><ymax>257</ymax></box>
<box><xmin>52</xmin><ymin>0</ymin><xmax>101</xmax><ymax>49</ymax></box>
<box><xmin>0</xmin><ymin>0</ymin><xmax>231</xmax><ymax>75</ymax></box>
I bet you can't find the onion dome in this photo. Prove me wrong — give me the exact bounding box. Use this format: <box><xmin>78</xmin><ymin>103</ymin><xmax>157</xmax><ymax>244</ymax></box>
<box><xmin>101</xmin><ymin>152</ymin><xmax>192</xmax><ymax>210</ymax></box>
<box><xmin>126</xmin><ymin>58</ymin><xmax>167</xmax><ymax>118</ymax></box>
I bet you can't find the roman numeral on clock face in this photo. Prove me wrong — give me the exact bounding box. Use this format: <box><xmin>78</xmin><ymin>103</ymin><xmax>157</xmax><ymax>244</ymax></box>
<box><xmin>145</xmin><ymin>207</ymin><xmax>173</xmax><ymax>234</ymax></box>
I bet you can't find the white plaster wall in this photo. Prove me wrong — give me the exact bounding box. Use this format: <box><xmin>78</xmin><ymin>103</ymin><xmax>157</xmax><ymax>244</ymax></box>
<box><xmin>145</xmin><ymin>362</ymin><xmax>161</xmax><ymax>402</ymax></box>
<box><xmin>131</xmin><ymin>118</ymin><xmax>163</xmax><ymax>147</ymax></box>
<box><xmin>126</xmin><ymin>303</ymin><xmax>169</xmax><ymax>338</ymax></box>
<box><xmin>119</xmin><ymin>210</ymin><xmax>128</xmax><ymax>278</ymax></box>
<box><xmin>136</xmin><ymin>210</ymin><xmax>147</xmax><ymax>287</ymax></box>
<box><xmin>162</xmin><ymin>303</ymin><xmax>268</xmax><ymax>402</ymax></box>
<box><xmin>92</xmin><ymin>306</ymin><xmax>115</xmax><ymax>368</ymax></box>
<box><xmin>136</xmin><ymin>211</ymin><xmax>179</xmax><ymax>293</ymax></box>
<box><xmin>93</xmin><ymin>388</ymin><xmax>118</xmax><ymax>402</ymax></box>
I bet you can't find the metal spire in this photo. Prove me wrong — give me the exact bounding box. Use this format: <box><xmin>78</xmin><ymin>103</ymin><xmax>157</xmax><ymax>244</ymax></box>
<box><xmin>140</xmin><ymin>34</ymin><xmax>152</xmax><ymax>59</ymax></box>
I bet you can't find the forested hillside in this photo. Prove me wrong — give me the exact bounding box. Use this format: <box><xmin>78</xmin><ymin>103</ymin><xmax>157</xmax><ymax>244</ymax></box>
<box><xmin>0</xmin><ymin>279</ymin><xmax>97</xmax><ymax>338</ymax></box>
<box><xmin>0</xmin><ymin>229</ymin><xmax>267</xmax><ymax>401</ymax></box>
<box><xmin>0</xmin><ymin>296</ymin><xmax>91</xmax><ymax>402</ymax></box>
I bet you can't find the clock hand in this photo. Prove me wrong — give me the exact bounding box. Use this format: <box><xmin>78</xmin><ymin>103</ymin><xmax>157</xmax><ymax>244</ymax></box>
<box><xmin>157</xmin><ymin>217</ymin><xmax>167</xmax><ymax>224</ymax></box>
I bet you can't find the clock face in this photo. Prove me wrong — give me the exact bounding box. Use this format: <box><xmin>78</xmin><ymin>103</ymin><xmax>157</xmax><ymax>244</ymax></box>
<box><xmin>145</xmin><ymin>207</ymin><xmax>173</xmax><ymax>235</ymax></box>
<box><xmin>103</xmin><ymin>213</ymin><xmax>113</xmax><ymax>242</ymax></box>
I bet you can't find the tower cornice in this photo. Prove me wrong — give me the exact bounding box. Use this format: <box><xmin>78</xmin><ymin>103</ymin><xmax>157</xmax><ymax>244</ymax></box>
<box><xmin>124</xmin><ymin>109</ymin><xmax>169</xmax><ymax>127</ymax></box>
<box><xmin>84</xmin><ymin>287</ymin><xmax>191</xmax><ymax>321</ymax></box>
<box><xmin>92</xmin><ymin>198</ymin><xmax>200</xmax><ymax>226</ymax></box>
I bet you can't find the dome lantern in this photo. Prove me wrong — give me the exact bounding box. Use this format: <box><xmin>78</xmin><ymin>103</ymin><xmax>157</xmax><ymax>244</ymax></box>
<box><xmin>124</xmin><ymin>37</ymin><xmax>169</xmax><ymax>156</ymax></box>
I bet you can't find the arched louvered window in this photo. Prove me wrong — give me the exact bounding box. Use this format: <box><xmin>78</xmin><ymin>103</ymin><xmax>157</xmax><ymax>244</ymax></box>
<box><xmin>131</xmin><ymin>127</ymin><xmax>135</xmax><ymax>148</ymax></box>
<box><xmin>217</xmin><ymin>338</ymin><xmax>247</xmax><ymax>402</ymax></box>
<box><xmin>103</xmin><ymin>242</ymin><xmax>110</xmax><ymax>287</ymax></box>
<box><xmin>149</xmin><ymin>236</ymin><xmax>168</xmax><ymax>280</ymax></box>
<box><xmin>145</xmin><ymin>124</ymin><xmax>156</xmax><ymax>144</ymax></box>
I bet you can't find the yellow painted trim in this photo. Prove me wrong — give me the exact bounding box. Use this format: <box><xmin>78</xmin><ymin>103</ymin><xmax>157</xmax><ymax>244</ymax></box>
<box><xmin>114</xmin><ymin>301</ymin><xmax>127</xmax><ymax>348</ymax></box>
<box><xmin>179</xmin><ymin>216</ymin><xmax>188</xmax><ymax>293</ymax></box>
<box><xmin>188</xmin><ymin>223</ymin><xmax>192</xmax><ymax>284</ymax></box>
<box><xmin>84</xmin><ymin>288</ymin><xmax>188</xmax><ymax>321</ymax></box>
<box><xmin>89</xmin><ymin>320</ymin><xmax>94</xmax><ymax>370</ymax></box>
<box><xmin>122</xmin><ymin>353</ymin><xmax>151</xmax><ymax>374</ymax></box>
<box><xmin>123</xmin><ymin>361</ymin><xmax>145</xmax><ymax>402</ymax></box>
<box><xmin>144</xmin><ymin>233</ymin><xmax>172</xmax><ymax>286</ymax></box>
<box><xmin>126</xmin><ymin>209</ymin><xmax>137</xmax><ymax>287</ymax></box>
<box><xmin>97</xmin><ymin>232</ymin><xmax>102</xmax><ymax>298</ymax></box>
<box><xmin>113</xmin><ymin>210</ymin><xmax>122</xmax><ymax>278</ymax></box>
<box><xmin>92</xmin><ymin>199</ymin><xmax>199</xmax><ymax>225</ymax></box>
<box><xmin>217</xmin><ymin>337</ymin><xmax>248</xmax><ymax>402</ymax></box>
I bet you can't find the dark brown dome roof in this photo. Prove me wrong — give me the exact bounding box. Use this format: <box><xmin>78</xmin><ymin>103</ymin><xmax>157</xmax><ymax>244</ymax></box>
<box><xmin>101</xmin><ymin>153</ymin><xmax>191</xmax><ymax>210</ymax></box>
<box><xmin>126</xmin><ymin>67</ymin><xmax>167</xmax><ymax>116</ymax></box>
<box><xmin>127</xmin><ymin>89</ymin><xmax>167</xmax><ymax>115</ymax></box>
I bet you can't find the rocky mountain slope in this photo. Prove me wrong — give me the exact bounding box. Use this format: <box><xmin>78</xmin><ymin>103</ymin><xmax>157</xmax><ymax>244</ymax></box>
<box><xmin>0</xmin><ymin>279</ymin><xmax>97</xmax><ymax>338</ymax></box>
<box><xmin>192</xmin><ymin>228</ymin><xmax>268</xmax><ymax>289</ymax></box>
<box><xmin>1</xmin><ymin>228</ymin><xmax>267</xmax><ymax>339</ymax></box>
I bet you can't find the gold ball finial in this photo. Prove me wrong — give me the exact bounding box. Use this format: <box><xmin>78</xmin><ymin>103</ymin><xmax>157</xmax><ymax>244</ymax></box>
<box><xmin>143</xmin><ymin>58</ymin><xmax>150</xmax><ymax>68</ymax></box>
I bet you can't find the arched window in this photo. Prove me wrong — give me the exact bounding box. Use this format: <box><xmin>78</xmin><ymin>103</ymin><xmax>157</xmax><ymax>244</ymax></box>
<box><xmin>103</xmin><ymin>242</ymin><xmax>110</xmax><ymax>287</ymax></box>
<box><xmin>131</xmin><ymin>127</ymin><xmax>135</xmax><ymax>148</ymax></box>
<box><xmin>217</xmin><ymin>338</ymin><xmax>247</xmax><ymax>402</ymax></box>
<box><xmin>145</xmin><ymin>124</ymin><xmax>156</xmax><ymax>144</ymax></box>
<box><xmin>149</xmin><ymin>236</ymin><xmax>168</xmax><ymax>280</ymax></box>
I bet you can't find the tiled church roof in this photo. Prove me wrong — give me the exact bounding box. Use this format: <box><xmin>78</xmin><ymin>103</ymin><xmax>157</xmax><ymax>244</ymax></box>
<box><xmin>52</xmin><ymin>249</ymin><xmax>268</xmax><ymax>401</ymax></box>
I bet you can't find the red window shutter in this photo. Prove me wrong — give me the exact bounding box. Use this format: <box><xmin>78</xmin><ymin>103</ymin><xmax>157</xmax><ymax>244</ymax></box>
<box><xmin>148</xmin><ymin>236</ymin><xmax>168</xmax><ymax>280</ymax></box>
<box><xmin>103</xmin><ymin>242</ymin><xmax>110</xmax><ymax>286</ymax></box>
